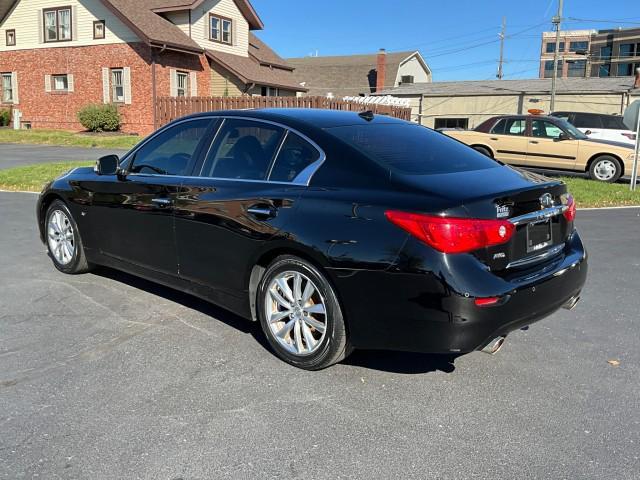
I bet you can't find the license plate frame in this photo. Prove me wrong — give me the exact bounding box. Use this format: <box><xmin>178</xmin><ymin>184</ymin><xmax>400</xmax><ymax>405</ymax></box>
<box><xmin>526</xmin><ymin>219</ymin><xmax>553</xmax><ymax>253</ymax></box>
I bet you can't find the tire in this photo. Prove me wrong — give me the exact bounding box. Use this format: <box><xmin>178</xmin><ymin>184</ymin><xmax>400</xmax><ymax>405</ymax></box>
<box><xmin>589</xmin><ymin>155</ymin><xmax>622</xmax><ymax>183</ymax></box>
<box><xmin>45</xmin><ymin>200</ymin><xmax>92</xmax><ymax>274</ymax></box>
<box><xmin>257</xmin><ymin>255</ymin><xmax>351</xmax><ymax>370</ymax></box>
<box><xmin>472</xmin><ymin>146</ymin><xmax>492</xmax><ymax>158</ymax></box>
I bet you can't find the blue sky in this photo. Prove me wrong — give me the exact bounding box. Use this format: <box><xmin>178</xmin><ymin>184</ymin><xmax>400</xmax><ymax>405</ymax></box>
<box><xmin>252</xmin><ymin>0</ymin><xmax>640</xmax><ymax>82</ymax></box>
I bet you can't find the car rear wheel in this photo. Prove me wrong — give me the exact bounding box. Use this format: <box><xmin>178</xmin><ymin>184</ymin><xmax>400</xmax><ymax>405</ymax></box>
<box><xmin>45</xmin><ymin>200</ymin><xmax>92</xmax><ymax>274</ymax></box>
<box><xmin>589</xmin><ymin>155</ymin><xmax>622</xmax><ymax>183</ymax></box>
<box><xmin>257</xmin><ymin>255</ymin><xmax>351</xmax><ymax>370</ymax></box>
<box><xmin>472</xmin><ymin>146</ymin><xmax>492</xmax><ymax>157</ymax></box>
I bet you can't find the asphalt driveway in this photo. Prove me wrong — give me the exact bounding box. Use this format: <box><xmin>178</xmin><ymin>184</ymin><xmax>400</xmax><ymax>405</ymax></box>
<box><xmin>0</xmin><ymin>192</ymin><xmax>638</xmax><ymax>479</ymax></box>
<box><xmin>0</xmin><ymin>144</ymin><xmax>128</xmax><ymax>170</ymax></box>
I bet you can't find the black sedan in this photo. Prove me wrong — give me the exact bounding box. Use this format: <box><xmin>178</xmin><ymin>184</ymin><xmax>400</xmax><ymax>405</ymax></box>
<box><xmin>37</xmin><ymin>109</ymin><xmax>588</xmax><ymax>370</ymax></box>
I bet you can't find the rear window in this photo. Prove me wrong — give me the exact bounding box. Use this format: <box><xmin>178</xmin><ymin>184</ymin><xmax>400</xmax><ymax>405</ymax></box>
<box><xmin>327</xmin><ymin>124</ymin><xmax>499</xmax><ymax>175</ymax></box>
<box><xmin>601</xmin><ymin>115</ymin><xmax>627</xmax><ymax>130</ymax></box>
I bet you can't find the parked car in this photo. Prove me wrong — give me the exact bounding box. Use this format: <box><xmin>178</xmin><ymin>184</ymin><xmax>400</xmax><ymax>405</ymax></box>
<box><xmin>445</xmin><ymin>114</ymin><xmax>636</xmax><ymax>182</ymax></box>
<box><xmin>551</xmin><ymin>111</ymin><xmax>636</xmax><ymax>146</ymax></box>
<box><xmin>37</xmin><ymin>109</ymin><xmax>587</xmax><ymax>370</ymax></box>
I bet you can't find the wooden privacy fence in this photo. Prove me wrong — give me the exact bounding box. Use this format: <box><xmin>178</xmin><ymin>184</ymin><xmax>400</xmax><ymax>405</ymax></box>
<box><xmin>155</xmin><ymin>96</ymin><xmax>412</xmax><ymax>128</ymax></box>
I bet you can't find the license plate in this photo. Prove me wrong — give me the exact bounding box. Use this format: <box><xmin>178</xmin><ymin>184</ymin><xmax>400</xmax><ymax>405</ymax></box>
<box><xmin>526</xmin><ymin>220</ymin><xmax>552</xmax><ymax>253</ymax></box>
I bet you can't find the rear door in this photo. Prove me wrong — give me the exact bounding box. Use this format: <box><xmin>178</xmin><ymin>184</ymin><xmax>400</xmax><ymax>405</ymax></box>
<box><xmin>486</xmin><ymin>118</ymin><xmax>529</xmax><ymax>165</ymax></box>
<box><xmin>174</xmin><ymin>118</ymin><xmax>320</xmax><ymax>300</ymax></box>
<box><xmin>526</xmin><ymin>118</ymin><xmax>579</xmax><ymax>170</ymax></box>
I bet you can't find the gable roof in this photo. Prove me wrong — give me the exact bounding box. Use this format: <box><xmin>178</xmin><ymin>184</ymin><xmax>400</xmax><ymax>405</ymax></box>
<box><xmin>286</xmin><ymin>51</ymin><xmax>425</xmax><ymax>97</ymax></box>
<box><xmin>146</xmin><ymin>0</ymin><xmax>263</xmax><ymax>30</ymax></box>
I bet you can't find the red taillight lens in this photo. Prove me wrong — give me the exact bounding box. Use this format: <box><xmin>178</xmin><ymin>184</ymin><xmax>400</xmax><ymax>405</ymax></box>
<box><xmin>475</xmin><ymin>297</ymin><xmax>500</xmax><ymax>307</ymax></box>
<box><xmin>385</xmin><ymin>211</ymin><xmax>515</xmax><ymax>254</ymax></box>
<box><xmin>563</xmin><ymin>195</ymin><xmax>576</xmax><ymax>222</ymax></box>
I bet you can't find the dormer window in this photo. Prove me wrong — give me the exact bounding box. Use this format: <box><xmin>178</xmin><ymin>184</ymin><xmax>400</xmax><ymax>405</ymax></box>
<box><xmin>209</xmin><ymin>14</ymin><xmax>232</xmax><ymax>45</ymax></box>
<box><xmin>6</xmin><ymin>29</ymin><xmax>16</xmax><ymax>46</ymax></box>
<box><xmin>43</xmin><ymin>7</ymin><xmax>72</xmax><ymax>42</ymax></box>
<box><xmin>93</xmin><ymin>20</ymin><xmax>105</xmax><ymax>40</ymax></box>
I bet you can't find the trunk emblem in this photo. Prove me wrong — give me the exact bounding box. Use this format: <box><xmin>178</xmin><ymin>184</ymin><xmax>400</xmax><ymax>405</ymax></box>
<box><xmin>496</xmin><ymin>205</ymin><xmax>510</xmax><ymax>218</ymax></box>
<box><xmin>540</xmin><ymin>193</ymin><xmax>554</xmax><ymax>209</ymax></box>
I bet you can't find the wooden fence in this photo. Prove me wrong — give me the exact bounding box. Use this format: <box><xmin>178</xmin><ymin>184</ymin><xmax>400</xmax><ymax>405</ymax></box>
<box><xmin>155</xmin><ymin>96</ymin><xmax>412</xmax><ymax>128</ymax></box>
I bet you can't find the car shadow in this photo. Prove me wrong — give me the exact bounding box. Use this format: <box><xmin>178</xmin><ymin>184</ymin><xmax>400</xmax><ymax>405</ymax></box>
<box><xmin>92</xmin><ymin>266</ymin><xmax>460</xmax><ymax>374</ymax></box>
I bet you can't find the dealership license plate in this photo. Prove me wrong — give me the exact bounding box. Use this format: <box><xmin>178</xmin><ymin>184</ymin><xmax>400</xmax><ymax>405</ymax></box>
<box><xmin>526</xmin><ymin>219</ymin><xmax>552</xmax><ymax>253</ymax></box>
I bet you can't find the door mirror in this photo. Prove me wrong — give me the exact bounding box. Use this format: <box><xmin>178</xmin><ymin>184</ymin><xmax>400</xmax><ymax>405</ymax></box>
<box><xmin>584</xmin><ymin>130</ymin><xmax>592</xmax><ymax>136</ymax></box>
<box><xmin>95</xmin><ymin>155</ymin><xmax>120</xmax><ymax>175</ymax></box>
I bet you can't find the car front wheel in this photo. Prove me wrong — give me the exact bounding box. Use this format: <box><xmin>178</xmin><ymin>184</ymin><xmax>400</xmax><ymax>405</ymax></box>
<box><xmin>257</xmin><ymin>255</ymin><xmax>351</xmax><ymax>370</ymax></box>
<box><xmin>45</xmin><ymin>200</ymin><xmax>92</xmax><ymax>274</ymax></box>
<box><xmin>589</xmin><ymin>155</ymin><xmax>622</xmax><ymax>183</ymax></box>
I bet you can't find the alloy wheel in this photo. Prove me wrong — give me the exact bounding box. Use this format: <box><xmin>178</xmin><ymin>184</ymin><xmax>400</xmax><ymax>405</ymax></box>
<box><xmin>47</xmin><ymin>209</ymin><xmax>75</xmax><ymax>266</ymax></box>
<box><xmin>264</xmin><ymin>271</ymin><xmax>327</xmax><ymax>356</ymax></box>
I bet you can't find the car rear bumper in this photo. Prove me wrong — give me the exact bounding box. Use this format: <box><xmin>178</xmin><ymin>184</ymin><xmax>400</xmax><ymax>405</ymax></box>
<box><xmin>329</xmin><ymin>231</ymin><xmax>587</xmax><ymax>354</ymax></box>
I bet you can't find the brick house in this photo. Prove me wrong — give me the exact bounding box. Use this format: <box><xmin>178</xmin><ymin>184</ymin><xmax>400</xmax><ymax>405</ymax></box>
<box><xmin>0</xmin><ymin>0</ymin><xmax>305</xmax><ymax>134</ymax></box>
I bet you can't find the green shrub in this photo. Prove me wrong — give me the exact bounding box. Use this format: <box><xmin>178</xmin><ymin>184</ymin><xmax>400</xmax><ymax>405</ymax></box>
<box><xmin>0</xmin><ymin>108</ymin><xmax>10</xmax><ymax>127</ymax></box>
<box><xmin>77</xmin><ymin>104</ymin><xmax>121</xmax><ymax>132</ymax></box>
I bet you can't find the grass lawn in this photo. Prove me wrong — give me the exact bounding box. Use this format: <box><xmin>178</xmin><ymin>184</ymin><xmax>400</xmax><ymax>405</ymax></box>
<box><xmin>1</xmin><ymin>162</ymin><xmax>639</xmax><ymax>208</ymax></box>
<box><xmin>0</xmin><ymin>128</ymin><xmax>139</xmax><ymax>149</ymax></box>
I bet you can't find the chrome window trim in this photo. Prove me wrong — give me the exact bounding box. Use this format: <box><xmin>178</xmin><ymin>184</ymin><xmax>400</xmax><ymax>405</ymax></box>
<box><xmin>508</xmin><ymin>205</ymin><xmax>568</xmax><ymax>226</ymax></box>
<box><xmin>122</xmin><ymin>115</ymin><xmax>327</xmax><ymax>187</ymax></box>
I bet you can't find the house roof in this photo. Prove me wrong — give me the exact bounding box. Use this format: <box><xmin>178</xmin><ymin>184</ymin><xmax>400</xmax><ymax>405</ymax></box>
<box><xmin>376</xmin><ymin>77</ymin><xmax>638</xmax><ymax>97</ymax></box>
<box><xmin>145</xmin><ymin>0</ymin><xmax>264</xmax><ymax>30</ymax></box>
<box><xmin>206</xmin><ymin>33</ymin><xmax>305</xmax><ymax>91</ymax></box>
<box><xmin>0</xmin><ymin>0</ymin><xmax>14</xmax><ymax>23</ymax></box>
<box><xmin>286</xmin><ymin>51</ymin><xmax>423</xmax><ymax>97</ymax></box>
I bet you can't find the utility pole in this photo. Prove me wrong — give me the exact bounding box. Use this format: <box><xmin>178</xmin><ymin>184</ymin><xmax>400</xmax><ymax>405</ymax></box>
<box><xmin>550</xmin><ymin>0</ymin><xmax>564</xmax><ymax>112</ymax></box>
<box><xmin>497</xmin><ymin>17</ymin><xmax>506</xmax><ymax>79</ymax></box>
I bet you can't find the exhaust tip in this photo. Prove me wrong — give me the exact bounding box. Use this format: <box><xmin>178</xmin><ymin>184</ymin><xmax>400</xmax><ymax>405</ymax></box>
<box><xmin>562</xmin><ymin>295</ymin><xmax>580</xmax><ymax>311</ymax></box>
<box><xmin>481</xmin><ymin>336</ymin><xmax>506</xmax><ymax>355</ymax></box>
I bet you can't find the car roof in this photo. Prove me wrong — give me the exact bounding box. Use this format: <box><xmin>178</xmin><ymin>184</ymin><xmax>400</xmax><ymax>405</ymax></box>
<box><xmin>179</xmin><ymin>108</ymin><xmax>409</xmax><ymax>130</ymax></box>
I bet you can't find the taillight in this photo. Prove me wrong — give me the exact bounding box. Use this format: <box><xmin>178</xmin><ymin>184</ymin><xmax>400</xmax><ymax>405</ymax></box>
<box><xmin>385</xmin><ymin>210</ymin><xmax>514</xmax><ymax>254</ymax></box>
<box><xmin>563</xmin><ymin>194</ymin><xmax>576</xmax><ymax>222</ymax></box>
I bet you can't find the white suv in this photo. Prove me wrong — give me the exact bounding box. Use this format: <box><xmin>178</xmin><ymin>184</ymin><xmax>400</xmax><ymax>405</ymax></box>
<box><xmin>551</xmin><ymin>111</ymin><xmax>636</xmax><ymax>146</ymax></box>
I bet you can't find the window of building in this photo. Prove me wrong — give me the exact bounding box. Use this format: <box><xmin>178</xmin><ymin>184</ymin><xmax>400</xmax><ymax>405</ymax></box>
<box><xmin>6</xmin><ymin>29</ymin><xmax>15</xmax><ymax>46</ymax></box>
<box><xmin>52</xmin><ymin>74</ymin><xmax>69</xmax><ymax>91</ymax></box>
<box><xmin>546</xmin><ymin>42</ymin><xmax>565</xmax><ymax>53</ymax></box>
<box><xmin>93</xmin><ymin>20</ymin><xmax>105</xmax><ymax>40</ymax></box>
<box><xmin>569</xmin><ymin>41</ymin><xmax>588</xmax><ymax>52</ymax></box>
<box><xmin>43</xmin><ymin>7</ymin><xmax>72</xmax><ymax>42</ymax></box>
<box><xmin>210</xmin><ymin>14</ymin><xmax>232</xmax><ymax>44</ymax></box>
<box><xmin>111</xmin><ymin>68</ymin><xmax>124</xmax><ymax>103</ymax></box>
<box><xmin>544</xmin><ymin>60</ymin><xmax>563</xmax><ymax>78</ymax></box>
<box><xmin>619</xmin><ymin>43</ymin><xmax>635</xmax><ymax>58</ymax></box>
<box><xmin>434</xmin><ymin>118</ymin><xmax>469</xmax><ymax>130</ymax></box>
<box><xmin>567</xmin><ymin>59</ymin><xmax>586</xmax><ymax>77</ymax></box>
<box><xmin>400</xmin><ymin>75</ymin><xmax>415</xmax><ymax>84</ymax></box>
<box><xmin>617</xmin><ymin>63</ymin><xmax>640</xmax><ymax>77</ymax></box>
<box><xmin>599</xmin><ymin>63</ymin><xmax>611</xmax><ymax>77</ymax></box>
<box><xmin>176</xmin><ymin>71</ymin><xmax>189</xmax><ymax>97</ymax></box>
<box><xmin>261</xmin><ymin>86</ymin><xmax>279</xmax><ymax>97</ymax></box>
<box><xmin>600</xmin><ymin>46</ymin><xmax>612</xmax><ymax>60</ymax></box>
<box><xmin>1</xmin><ymin>73</ymin><xmax>13</xmax><ymax>103</ymax></box>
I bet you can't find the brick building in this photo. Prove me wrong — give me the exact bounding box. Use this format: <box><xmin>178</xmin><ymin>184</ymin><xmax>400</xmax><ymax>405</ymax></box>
<box><xmin>0</xmin><ymin>0</ymin><xmax>305</xmax><ymax>134</ymax></box>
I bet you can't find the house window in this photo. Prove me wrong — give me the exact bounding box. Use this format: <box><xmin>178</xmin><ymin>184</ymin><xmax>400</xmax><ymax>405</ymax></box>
<box><xmin>43</xmin><ymin>7</ymin><xmax>72</xmax><ymax>42</ymax></box>
<box><xmin>210</xmin><ymin>14</ymin><xmax>232</xmax><ymax>44</ymax></box>
<box><xmin>2</xmin><ymin>73</ymin><xmax>13</xmax><ymax>103</ymax></box>
<box><xmin>111</xmin><ymin>68</ymin><xmax>124</xmax><ymax>103</ymax></box>
<box><xmin>434</xmin><ymin>118</ymin><xmax>469</xmax><ymax>130</ymax></box>
<box><xmin>261</xmin><ymin>86</ymin><xmax>279</xmax><ymax>97</ymax></box>
<box><xmin>400</xmin><ymin>75</ymin><xmax>414</xmax><ymax>84</ymax></box>
<box><xmin>569</xmin><ymin>41</ymin><xmax>588</xmax><ymax>52</ymax></box>
<box><xmin>6</xmin><ymin>29</ymin><xmax>15</xmax><ymax>46</ymax></box>
<box><xmin>93</xmin><ymin>20</ymin><xmax>105</xmax><ymax>40</ymax></box>
<box><xmin>176</xmin><ymin>71</ymin><xmax>189</xmax><ymax>97</ymax></box>
<box><xmin>52</xmin><ymin>74</ymin><xmax>69</xmax><ymax>91</ymax></box>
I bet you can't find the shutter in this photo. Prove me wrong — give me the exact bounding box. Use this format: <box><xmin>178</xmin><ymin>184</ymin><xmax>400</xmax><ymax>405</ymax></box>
<box><xmin>67</xmin><ymin>74</ymin><xmax>74</xmax><ymax>93</ymax></box>
<box><xmin>123</xmin><ymin>67</ymin><xmax>132</xmax><ymax>104</ymax></box>
<box><xmin>71</xmin><ymin>6</ymin><xmax>78</xmax><ymax>41</ymax></box>
<box><xmin>190</xmin><ymin>71</ymin><xmax>198</xmax><ymax>97</ymax></box>
<box><xmin>37</xmin><ymin>10</ymin><xmax>43</xmax><ymax>44</ymax></box>
<box><xmin>45</xmin><ymin>75</ymin><xmax>52</xmax><ymax>92</ymax></box>
<box><xmin>102</xmin><ymin>67</ymin><xmax>110</xmax><ymax>103</ymax></box>
<box><xmin>169</xmin><ymin>69</ymin><xmax>177</xmax><ymax>97</ymax></box>
<box><xmin>11</xmin><ymin>72</ymin><xmax>19</xmax><ymax>104</ymax></box>
<box><xmin>204</xmin><ymin>15</ymin><xmax>209</xmax><ymax>41</ymax></box>
<box><xmin>232</xmin><ymin>20</ymin><xmax>237</xmax><ymax>47</ymax></box>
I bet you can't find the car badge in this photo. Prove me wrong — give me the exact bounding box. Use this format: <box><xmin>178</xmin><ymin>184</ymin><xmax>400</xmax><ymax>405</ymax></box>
<box><xmin>540</xmin><ymin>193</ymin><xmax>554</xmax><ymax>209</ymax></box>
<box><xmin>496</xmin><ymin>204</ymin><xmax>510</xmax><ymax>218</ymax></box>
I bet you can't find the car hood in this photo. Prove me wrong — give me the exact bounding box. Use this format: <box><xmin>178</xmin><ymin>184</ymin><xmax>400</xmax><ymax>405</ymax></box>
<box><xmin>581</xmin><ymin>138</ymin><xmax>634</xmax><ymax>150</ymax></box>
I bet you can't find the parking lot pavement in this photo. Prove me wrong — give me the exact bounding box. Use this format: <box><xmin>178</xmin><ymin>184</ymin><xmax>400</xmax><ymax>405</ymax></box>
<box><xmin>0</xmin><ymin>144</ymin><xmax>129</xmax><ymax>170</ymax></box>
<box><xmin>1</xmin><ymin>192</ymin><xmax>638</xmax><ymax>480</ymax></box>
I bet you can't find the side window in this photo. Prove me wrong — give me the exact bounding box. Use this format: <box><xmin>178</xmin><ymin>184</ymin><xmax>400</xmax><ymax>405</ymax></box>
<box><xmin>130</xmin><ymin>119</ymin><xmax>213</xmax><ymax>176</ymax></box>
<box><xmin>531</xmin><ymin>120</ymin><xmax>564</xmax><ymax>139</ymax></box>
<box><xmin>602</xmin><ymin>116</ymin><xmax>626</xmax><ymax>130</ymax></box>
<box><xmin>269</xmin><ymin>132</ymin><xmax>321</xmax><ymax>182</ymax></box>
<box><xmin>201</xmin><ymin>119</ymin><xmax>285</xmax><ymax>180</ymax></box>
<box><xmin>504</xmin><ymin>119</ymin><xmax>526</xmax><ymax>136</ymax></box>
<box><xmin>490</xmin><ymin>119</ymin><xmax>506</xmax><ymax>135</ymax></box>
<box><xmin>573</xmin><ymin>113</ymin><xmax>601</xmax><ymax>129</ymax></box>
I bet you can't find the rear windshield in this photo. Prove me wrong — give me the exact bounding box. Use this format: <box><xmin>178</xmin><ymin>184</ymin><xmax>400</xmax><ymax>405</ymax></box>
<box><xmin>327</xmin><ymin>123</ymin><xmax>499</xmax><ymax>175</ymax></box>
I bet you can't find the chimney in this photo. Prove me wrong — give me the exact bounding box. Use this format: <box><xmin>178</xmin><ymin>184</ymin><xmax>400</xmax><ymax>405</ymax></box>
<box><xmin>376</xmin><ymin>48</ymin><xmax>386</xmax><ymax>93</ymax></box>
<box><xmin>635</xmin><ymin>67</ymin><xmax>640</xmax><ymax>89</ymax></box>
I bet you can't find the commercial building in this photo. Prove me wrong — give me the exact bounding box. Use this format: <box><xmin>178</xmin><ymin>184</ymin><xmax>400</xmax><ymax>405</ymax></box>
<box><xmin>539</xmin><ymin>30</ymin><xmax>595</xmax><ymax>79</ymax></box>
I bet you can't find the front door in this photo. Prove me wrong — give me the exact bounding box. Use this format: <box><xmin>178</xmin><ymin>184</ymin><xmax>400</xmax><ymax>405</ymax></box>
<box><xmin>526</xmin><ymin>118</ymin><xmax>579</xmax><ymax>170</ymax></box>
<box><xmin>486</xmin><ymin>117</ymin><xmax>529</xmax><ymax>166</ymax></box>
<box><xmin>81</xmin><ymin>117</ymin><xmax>215</xmax><ymax>275</ymax></box>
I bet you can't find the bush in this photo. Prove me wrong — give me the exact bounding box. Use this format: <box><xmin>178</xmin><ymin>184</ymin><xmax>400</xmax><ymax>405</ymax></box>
<box><xmin>77</xmin><ymin>104</ymin><xmax>121</xmax><ymax>132</ymax></box>
<box><xmin>0</xmin><ymin>108</ymin><xmax>10</xmax><ymax>127</ymax></box>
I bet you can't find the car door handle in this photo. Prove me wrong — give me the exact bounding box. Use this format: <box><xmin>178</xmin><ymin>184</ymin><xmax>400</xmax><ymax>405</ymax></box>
<box><xmin>490</xmin><ymin>137</ymin><xmax>499</xmax><ymax>141</ymax></box>
<box><xmin>529</xmin><ymin>140</ymin><xmax>539</xmax><ymax>144</ymax></box>
<box><xmin>151</xmin><ymin>198</ymin><xmax>173</xmax><ymax>207</ymax></box>
<box><xmin>247</xmin><ymin>205</ymin><xmax>277</xmax><ymax>219</ymax></box>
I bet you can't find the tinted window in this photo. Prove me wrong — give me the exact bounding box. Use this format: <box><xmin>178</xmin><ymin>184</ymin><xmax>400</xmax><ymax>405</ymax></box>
<box><xmin>130</xmin><ymin>119</ymin><xmax>212</xmax><ymax>175</ymax></box>
<box><xmin>269</xmin><ymin>132</ymin><xmax>320</xmax><ymax>182</ymax></box>
<box><xmin>434</xmin><ymin>118</ymin><xmax>469</xmax><ymax>129</ymax></box>
<box><xmin>572</xmin><ymin>113</ymin><xmax>602</xmax><ymax>128</ymax></box>
<box><xmin>531</xmin><ymin>120</ymin><xmax>564</xmax><ymax>139</ymax></box>
<box><xmin>602</xmin><ymin>115</ymin><xmax>627</xmax><ymax>130</ymax></box>
<box><xmin>201</xmin><ymin>119</ymin><xmax>284</xmax><ymax>180</ymax></box>
<box><xmin>327</xmin><ymin>124</ymin><xmax>499</xmax><ymax>175</ymax></box>
<box><xmin>491</xmin><ymin>118</ymin><xmax>526</xmax><ymax>136</ymax></box>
